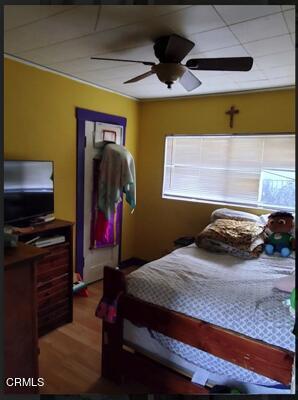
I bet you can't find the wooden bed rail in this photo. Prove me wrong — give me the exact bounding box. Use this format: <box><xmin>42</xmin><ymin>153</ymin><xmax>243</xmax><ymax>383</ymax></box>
<box><xmin>101</xmin><ymin>266</ymin><xmax>294</xmax><ymax>391</ymax></box>
<box><xmin>120</xmin><ymin>295</ymin><xmax>293</xmax><ymax>385</ymax></box>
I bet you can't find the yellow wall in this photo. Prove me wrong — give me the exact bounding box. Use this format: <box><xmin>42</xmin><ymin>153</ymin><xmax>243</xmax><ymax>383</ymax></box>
<box><xmin>4</xmin><ymin>58</ymin><xmax>139</xmax><ymax>260</ymax></box>
<box><xmin>136</xmin><ymin>89</ymin><xmax>295</xmax><ymax>260</ymax></box>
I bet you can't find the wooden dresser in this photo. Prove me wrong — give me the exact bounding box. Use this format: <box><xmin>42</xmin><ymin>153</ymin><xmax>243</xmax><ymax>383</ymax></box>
<box><xmin>19</xmin><ymin>219</ymin><xmax>74</xmax><ymax>337</ymax></box>
<box><xmin>4</xmin><ymin>243</ymin><xmax>47</xmax><ymax>393</ymax></box>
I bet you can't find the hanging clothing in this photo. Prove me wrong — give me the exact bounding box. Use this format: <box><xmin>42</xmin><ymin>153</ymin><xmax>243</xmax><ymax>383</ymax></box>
<box><xmin>90</xmin><ymin>158</ymin><xmax>121</xmax><ymax>249</ymax></box>
<box><xmin>97</xmin><ymin>142</ymin><xmax>136</xmax><ymax>219</ymax></box>
<box><xmin>91</xmin><ymin>207</ymin><xmax>121</xmax><ymax>248</ymax></box>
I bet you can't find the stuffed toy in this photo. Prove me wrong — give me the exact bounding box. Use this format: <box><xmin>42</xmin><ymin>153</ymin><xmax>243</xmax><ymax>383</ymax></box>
<box><xmin>264</xmin><ymin>211</ymin><xmax>295</xmax><ymax>257</ymax></box>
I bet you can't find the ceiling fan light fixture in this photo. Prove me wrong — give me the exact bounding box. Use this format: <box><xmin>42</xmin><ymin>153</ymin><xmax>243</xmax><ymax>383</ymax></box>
<box><xmin>165</xmin><ymin>81</ymin><xmax>173</xmax><ymax>89</ymax></box>
<box><xmin>91</xmin><ymin>34</ymin><xmax>254</xmax><ymax>92</ymax></box>
<box><xmin>152</xmin><ymin>63</ymin><xmax>186</xmax><ymax>88</ymax></box>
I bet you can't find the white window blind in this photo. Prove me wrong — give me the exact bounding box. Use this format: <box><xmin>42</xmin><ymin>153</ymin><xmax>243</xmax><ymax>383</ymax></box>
<box><xmin>162</xmin><ymin>134</ymin><xmax>295</xmax><ymax>210</ymax></box>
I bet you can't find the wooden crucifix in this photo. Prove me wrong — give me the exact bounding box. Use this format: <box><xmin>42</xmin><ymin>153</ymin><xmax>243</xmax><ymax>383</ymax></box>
<box><xmin>226</xmin><ymin>105</ymin><xmax>239</xmax><ymax>128</ymax></box>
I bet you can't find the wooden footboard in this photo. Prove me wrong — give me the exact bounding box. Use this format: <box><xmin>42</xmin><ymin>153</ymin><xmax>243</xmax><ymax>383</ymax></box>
<box><xmin>101</xmin><ymin>266</ymin><xmax>294</xmax><ymax>393</ymax></box>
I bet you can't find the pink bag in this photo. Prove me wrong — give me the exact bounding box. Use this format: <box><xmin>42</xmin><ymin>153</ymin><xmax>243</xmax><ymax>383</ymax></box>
<box><xmin>95</xmin><ymin>293</ymin><xmax>123</xmax><ymax>323</ymax></box>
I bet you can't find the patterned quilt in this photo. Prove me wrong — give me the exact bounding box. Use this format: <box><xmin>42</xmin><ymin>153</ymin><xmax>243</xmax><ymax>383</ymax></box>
<box><xmin>126</xmin><ymin>244</ymin><xmax>295</xmax><ymax>385</ymax></box>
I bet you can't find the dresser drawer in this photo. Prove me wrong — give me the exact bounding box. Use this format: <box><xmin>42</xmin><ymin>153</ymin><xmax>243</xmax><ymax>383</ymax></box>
<box><xmin>37</xmin><ymin>263</ymin><xmax>68</xmax><ymax>282</ymax></box>
<box><xmin>39</xmin><ymin>303</ymin><xmax>70</xmax><ymax>329</ymax></box>
<box><xmin>38</xmin><ymin>242</ymin><xmax>69</xmax><ymax>261</ymax></box>
<box><xmin>38</xmin><ymin>283</ymin><xmax>69</xmax><ymax>309</ymax></box>
<box><xmin>37</xmin><ymin>276</ymin><xmax>69</xmax><ymax>298</ymax></box>
<box><xmin>38</xmin><ymin>298</ymin><xmax>69</xmax><ymax>317</ymax></box>
<box><xmin>37</xmin><ymin>243</ymin><xmax>69</xmax><ymax>279</ymax></box>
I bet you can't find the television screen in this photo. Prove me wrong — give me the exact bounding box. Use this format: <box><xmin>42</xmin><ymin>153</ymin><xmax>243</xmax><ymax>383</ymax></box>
<box><xmin>4</xmin><ymin>160</ymin><xmax>54</xmax><ymax>225</ymax></box>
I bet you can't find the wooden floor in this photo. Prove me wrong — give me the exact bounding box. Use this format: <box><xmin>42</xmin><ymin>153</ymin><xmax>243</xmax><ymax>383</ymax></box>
<box><xmin>39</xmin><ymin>271</ymin><xmax>147</xmax><ymax>394</ymax></box>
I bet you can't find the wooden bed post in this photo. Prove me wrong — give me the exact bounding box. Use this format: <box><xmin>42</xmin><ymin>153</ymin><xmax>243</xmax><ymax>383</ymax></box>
<box><xmin>101</xmin><ymin>266</ymin><xmax>126</xmax><ymax>383</ymax></box>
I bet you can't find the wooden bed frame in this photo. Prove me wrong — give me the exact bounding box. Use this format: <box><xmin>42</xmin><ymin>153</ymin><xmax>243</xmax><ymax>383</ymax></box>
<box><xmin>101</xmin><ymin>266</ymin><xmax>294</xmax><ymax>393</ymax></box>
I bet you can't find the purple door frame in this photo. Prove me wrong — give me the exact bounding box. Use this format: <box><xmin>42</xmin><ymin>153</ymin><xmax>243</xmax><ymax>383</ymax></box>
<box><xmin>75</xmin><ymin>107</ymin><xmax>127</xmax><ymax>276</ymax></box>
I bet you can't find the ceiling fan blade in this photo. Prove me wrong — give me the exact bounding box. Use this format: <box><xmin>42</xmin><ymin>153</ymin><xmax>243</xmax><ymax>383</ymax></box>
<box><xmin>179</xmin><ymin>70</ymin><xmax>202</xmax><ymax>92</ymax></box>
<box><xmin>91</xmin><ymin>57</ymin><xmax>155</xmax><ymax>66</ymax></box>
<box><xmin>124</xmin><ymin>70</ymin><xmax>155</xmax><ymax>84</ymax></box>
<box><xmin>154</xmin><ymin>34</ymin><xmax>195</xmax><ymax>63</ymax></box>
<box><xmin>186</xmin><ymin>57</ymin><xmax>253</xmax><ymax>71</ymax></box>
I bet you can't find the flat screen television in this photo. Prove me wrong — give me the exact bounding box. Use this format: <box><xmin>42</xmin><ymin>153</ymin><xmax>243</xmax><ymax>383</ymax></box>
<box><xmin>4</xmin><ymin>160</ymin><xmax>54</xmax><ymax>226</ymax></box>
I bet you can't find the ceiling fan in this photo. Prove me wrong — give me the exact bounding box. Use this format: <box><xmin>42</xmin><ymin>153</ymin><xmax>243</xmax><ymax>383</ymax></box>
<box><xmin>91</xmin><ymin>34</ymin><xmax>253</xmax><ymax>92</ymax></box>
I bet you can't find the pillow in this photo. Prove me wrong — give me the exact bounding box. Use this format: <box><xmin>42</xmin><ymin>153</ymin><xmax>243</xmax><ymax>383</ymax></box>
<box><xmin>259</xmin><ymin>213</ymin><xmax>270</xmax><ymax>225</ymax></box>
<box><xmin>211</xmin><ymin>208</ymin><xmax>260</xmax><ymax>223</ymax></box>
<box><xmin>196</xmin><ymin>219</ymin><xmax>264</xmax><ymax>259</ymax></box>
<box><xmin>274</xmin><ymin>274</ymin><xmax>295</xmax><ymax>293</ymax></box>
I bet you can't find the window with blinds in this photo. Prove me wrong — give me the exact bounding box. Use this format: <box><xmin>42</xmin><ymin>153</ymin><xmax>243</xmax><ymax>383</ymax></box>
<box><xmin>162</xmin><ymin>134</ymin><xmax>295</xmax><ymax>210</ymax></box>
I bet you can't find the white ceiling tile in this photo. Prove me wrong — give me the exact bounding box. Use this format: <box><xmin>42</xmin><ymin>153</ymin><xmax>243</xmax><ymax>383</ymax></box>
<box><xmin>191</xmin><ymin>44</ymin><xmax>249</xmax><ymax>59</ymax></box>
<box><xmin>243</xmin><ymin>34</ymin><xmax>294</xmax><ymax>57</ymax></box>
<box><xmin>191</xmin><ymin>76</ymin><xmax>241</xmax><ymax>93</ymax></box>
<box><xmin>99</xmin><ymin>81</ymin><xmax>160</xmax><ymax>97</ymax></box>
<box><xmin>290</xmin><ymin>33</ymin><xmax>295</xmax><ymax>45</ymax></box>
<box><xmin>157</xmin><ymin>6</ymin><xmax>225</xmax><ymax>37</ymax></box>
<box><xmin>283</xmin><ymin>9</ymin><xmax>296</xmax><ymax>33</ymax></box>
<box><xmin>5</xmin><ymin>6</ymin><xmax>99</xmax><ymax>54</ymax></box>
<box><xmin>97</xmin><ymin>5</ymin><xmax>190</xmax><ymax>32</ymax></box>
<box><xmin>120</xmin><ymin>86</ymin><xmax>170</xmax><ymax>97</ymax></box>
<box><xmin>96</xmin><ymin>45</ymin><xmax>158</xmax><ymax>65</ymax></box>
<box><xmin>16</xmin><ymin>42</ymin><xmax>97</xmax><ymax>67</ymax></box>
<box><xmin>198</xmin><ymin>81</ymin><xmax>240</xmax><ymax>93</ymax></box>
<box><xmin>268</xmin><ymin>77</ymin><xmax>295</xmax><ymax>87</ymax></box>
<box><xmin>4</xmin><ymin>5</ymin><xmax>74</xmax><ymax>31</ymax></box>
<box><xmin>16</xmin><ymin>22</ymin><xmax>156</xmax><ymax>64</ymax></box>
<box><xmin>49</xmin><ymin>44</ymin><xmax>156</xmax><ymax>74</ymax></box>
<box><xmin>254</xmin><ymin>50</ymin><xmax>295</xmax><ymax>69</ymax></box>
<box><xmin>214</xmin><ymin>5</ymin><xmax>281</xmax><ymax>25</ymax></box>
<box><xmin>185</xmin><ymin>80</ymin><xmax>238</xmax><ymax>95</ymax></box>
<box><xmin>194</xmin><ymin>75</ymin><xmax>230</xmax><ymax>86</ymax></box>
<box><xmin>103</xmin><ymin>71</ymin><xmax>158</xmax><ymax>85</ymax></box>
<box><xmin>76</xmin><ymin>63</ymin><xmax>149</xmax><ymax>82</ymax></box>
<box><xmin>230</xmin><ymin>13</ymin><xmax>289</xmax><ymax>43</ymax></box>
<box><xmin>226</xmin><ymin>69</ymin><xmax>267</xmax><ymax>82</ymax></box>
<box><xmin>281</xmin><ymin>5</ymin><xmax>295</xmax><ymax>11</ymax></box>
<box><xmin>48</xmin><ymin>58</ymin><xmax>125</xmax><ymax>74</ymax></box>
<box><xmin>124</xmin><ymin>87</ymin><xmax>164</xmax><ymax>98</ymax></box>
<box><xmin>101</xmin><ymin>85</ymin><xmax>134</xmax><ymax>98</ymax></box>
<box><xmin>185</xmin><ymin>69</ymin><xmax>226</xmax><ymax>79</ymax></box>
<box><xmin>281</xmin><ymin>4</ymin><xmax>295</xmax><ymax>11</ymax></box>
<box><xmin>264</xmin><ymin>65</ymin><xmax>295</xmax><ymax>79</ymax></box>
<box><xmin>236</xmin><ymin>80</ymin><xmax>274</xmax><ymax>90</ymax></box>
<box><xmin>190</xmin><ymin>27</ymin><xmax>240</xmax><ymax>53</ymax></box>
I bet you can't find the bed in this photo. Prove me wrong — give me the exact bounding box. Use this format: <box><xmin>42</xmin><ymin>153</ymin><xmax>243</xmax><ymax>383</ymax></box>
<box><xmin>100</xmin><ymin>229</ymin><xmax>295</xmax><ymax>394</ymax></box>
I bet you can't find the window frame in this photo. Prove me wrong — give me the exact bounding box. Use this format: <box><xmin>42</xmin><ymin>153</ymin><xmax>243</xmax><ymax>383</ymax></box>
<box><xmin>162</xmin><ymin>132</ymin><xmax>295</xmax><ymax>212</ymax></box>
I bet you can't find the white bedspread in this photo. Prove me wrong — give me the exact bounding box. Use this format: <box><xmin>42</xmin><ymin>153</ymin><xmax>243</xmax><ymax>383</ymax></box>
<box><xmin>126</xmin><ymin>244</ymin><xmax>295</xmax><ymax>385</ymax></box>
